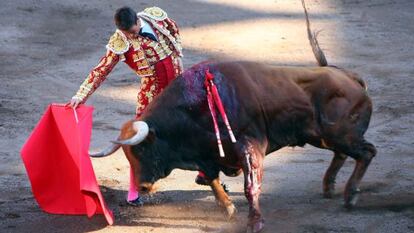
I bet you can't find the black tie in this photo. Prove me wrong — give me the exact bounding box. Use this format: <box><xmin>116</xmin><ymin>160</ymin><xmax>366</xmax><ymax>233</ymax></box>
<box><xmin>139</xmin><ymin>28</ymin><xmax>158</xmax><ymax>42</ymax></box>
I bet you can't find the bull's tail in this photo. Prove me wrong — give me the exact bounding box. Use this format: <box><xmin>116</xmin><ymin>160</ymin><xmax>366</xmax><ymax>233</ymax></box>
<box><xmin>301</xmin><ymin>0</ymin><xmax>328</xmax><ymax>67</ymax></box>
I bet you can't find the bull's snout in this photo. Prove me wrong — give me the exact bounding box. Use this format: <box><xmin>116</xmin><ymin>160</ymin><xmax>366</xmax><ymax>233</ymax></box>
<box><xmin>140</xmin><ymin>182</ymin><xmax>157</xmax><ymax>194</ymax></box>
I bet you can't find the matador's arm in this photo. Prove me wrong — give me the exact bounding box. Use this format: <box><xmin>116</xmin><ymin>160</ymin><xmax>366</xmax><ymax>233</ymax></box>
<box><xmin>72</xmin><ymin>50</ymin><xmax>120</xmax><ymax>103</ymax></box>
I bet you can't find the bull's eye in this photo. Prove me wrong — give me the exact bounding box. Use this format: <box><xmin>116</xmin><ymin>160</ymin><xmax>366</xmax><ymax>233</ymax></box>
<box><xmin>349</xmin><ymin>113</ymin><xmax>359</xmax><ymax>122</ymax></box>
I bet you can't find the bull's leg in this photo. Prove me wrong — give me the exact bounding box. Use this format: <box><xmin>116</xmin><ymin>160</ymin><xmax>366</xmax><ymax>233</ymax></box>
<box><xmin>210</xmin><ymin>178</ymin><xmax>236</xmax><ymax>219</ymax></box>
<box><xmin>343</xmin><ymin>140</ymin><xmax>377</xmax><ymax>208</ymax></box>
<box><xmin>239</xmin><ymin>142</ymin><xmax>265</xmax><ymax>233</ymax></box>
<box><xmin>323</xmin><ymin>152</ymin><xmax>347</xmax><ymax>198</ymax></box>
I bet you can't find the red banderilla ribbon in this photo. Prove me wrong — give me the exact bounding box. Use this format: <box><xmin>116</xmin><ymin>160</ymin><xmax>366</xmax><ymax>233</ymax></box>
<box><xmin>204</xmin><ymin>69</ymin><xmax>237</xmax><ymax>157</ymax></box>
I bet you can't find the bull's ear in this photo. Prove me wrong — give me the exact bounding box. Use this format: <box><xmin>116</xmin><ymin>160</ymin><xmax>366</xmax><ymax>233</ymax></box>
<box><xmin>146</xmin><ymin>128</ymin><xmax>156</xmax><ymax>144</ymax></box>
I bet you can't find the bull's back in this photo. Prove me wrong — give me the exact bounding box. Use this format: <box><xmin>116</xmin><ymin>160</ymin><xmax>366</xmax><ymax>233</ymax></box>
<box><xmin>214</xmin><ymin>61</ymin><xmax>318</xmax><ymax>148</ymax></box>
<box><xmin>214</xmin><ymin>61</ymin><xmax>314</xmax><ymax>108</ymax></box>
<box><xmin>214</xmin><ymin>61</ymin><xmax>371</xmax><ymax>150</ymax></box>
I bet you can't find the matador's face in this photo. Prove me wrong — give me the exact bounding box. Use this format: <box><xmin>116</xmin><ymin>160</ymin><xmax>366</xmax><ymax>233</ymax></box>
<box><xmin>122</xmin><ymin>19</ymin><xmax>141</xmax><ymax>37</ymax></box>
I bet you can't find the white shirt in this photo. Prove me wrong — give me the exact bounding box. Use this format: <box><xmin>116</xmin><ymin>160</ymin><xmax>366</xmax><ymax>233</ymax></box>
<box><xmin>139</xmin><ymin>18</ymin><xmax>158</xmax><ymax>41</ymax></box>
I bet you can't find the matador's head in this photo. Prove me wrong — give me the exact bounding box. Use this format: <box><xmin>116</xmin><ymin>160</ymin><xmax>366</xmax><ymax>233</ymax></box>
<box><xmin>114</xmin><ymin>7</ymin><xmax>141</xmax><ymax>36</ymax></box>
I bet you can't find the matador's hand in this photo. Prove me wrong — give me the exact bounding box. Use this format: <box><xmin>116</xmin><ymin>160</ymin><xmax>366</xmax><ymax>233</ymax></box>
<box><xmin>65</xmin><ymin>97</ymin><xmax>81</xmax><ymax>109</ymax></box>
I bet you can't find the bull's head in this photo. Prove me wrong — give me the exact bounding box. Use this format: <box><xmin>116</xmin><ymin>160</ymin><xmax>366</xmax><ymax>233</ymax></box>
<box><xmin>90</xmin><ymin>120</ymin><xmax>172</xmax><ymax>194</ymax></box>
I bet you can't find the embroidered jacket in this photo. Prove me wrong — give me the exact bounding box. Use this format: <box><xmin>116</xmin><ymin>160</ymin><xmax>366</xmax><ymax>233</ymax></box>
<box><xmin>73</xmin><ymin>7</ymin><xmax>183</xmax><ymax>115</ymax></box>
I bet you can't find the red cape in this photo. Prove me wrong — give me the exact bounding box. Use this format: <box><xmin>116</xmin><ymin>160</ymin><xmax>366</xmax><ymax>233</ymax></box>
<box><xmin>21</xmin><ymin>104</ymin><xmax>114</xmax><ymax>225</ymax></box>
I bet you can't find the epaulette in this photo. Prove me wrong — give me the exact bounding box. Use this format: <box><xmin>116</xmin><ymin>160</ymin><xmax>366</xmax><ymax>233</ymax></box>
<box><xmin>137</xmin><ymin>6</ymin><xmax>168</xmax><ymax>21</ymax></box>
<box><xmin>106</xmin><ymin>30</ymin><xmax>130</xmax><ymax>55</ymax></box>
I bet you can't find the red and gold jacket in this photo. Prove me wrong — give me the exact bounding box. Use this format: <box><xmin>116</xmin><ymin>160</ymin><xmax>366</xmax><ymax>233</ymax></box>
<box><xmin>73</xmin><ymin>7</ymin><xmax>183</xmax><ymax>116</ymax></box>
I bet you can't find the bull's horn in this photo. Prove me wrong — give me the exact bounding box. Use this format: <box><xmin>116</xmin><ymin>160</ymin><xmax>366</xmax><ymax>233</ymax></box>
<box><xmin>111</xmin><ymin>121</ymin><xmax>149</xmax><ymax>145</ymax></box>
<box><xmin>89</xmin><ymin>144</ymin><xmax>121</xmax><ymax>158</ymax></box>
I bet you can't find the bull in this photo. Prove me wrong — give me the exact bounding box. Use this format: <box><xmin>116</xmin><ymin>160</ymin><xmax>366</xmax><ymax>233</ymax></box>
<box><xmin>91</xmin><ymin>1</ymin><xmax>377</xmax><ymax>232</ymax></box>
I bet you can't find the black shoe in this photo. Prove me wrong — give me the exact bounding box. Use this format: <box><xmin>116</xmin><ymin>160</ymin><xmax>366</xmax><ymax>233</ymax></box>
<box><xmin>126</xmin><ymin>196</ymin><xmax>144</xmax><ymax>207</ymax></box>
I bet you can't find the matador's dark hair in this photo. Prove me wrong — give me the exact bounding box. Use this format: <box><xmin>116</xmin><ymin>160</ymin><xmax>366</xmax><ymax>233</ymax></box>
<box><xmin>114</xmin><ymin>7</ymin><xmax>137</xmax><ymax>30</ymax></box>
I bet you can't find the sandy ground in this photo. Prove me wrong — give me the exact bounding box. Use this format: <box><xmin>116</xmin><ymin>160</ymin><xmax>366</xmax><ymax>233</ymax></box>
<box><xmin>1</xmin><ymin>0</ymin><xmax>413</xmax><ymax>232</ymax></box>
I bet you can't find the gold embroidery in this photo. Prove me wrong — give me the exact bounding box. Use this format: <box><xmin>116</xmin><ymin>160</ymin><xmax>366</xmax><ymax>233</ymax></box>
<box><xmin>147</xmin><ymin>56</ymin><xmax>158</xmax><ymax>64</ymax></box>
<box><xmin>138</xmin><ymin>7</ymin><xmax>168</xmax><ymax>21</ymax></box>
<box><xmin>136</xmin><ymin>68</ymin><xmax>154</xmax><ymax>77</ymax></box>
<box><xmin>137</xmin><ymin>50</ymin><xmax>145</xmax><ymax>59</ymax></box>
<box><xmin>132</xmin><ymin>50</ymin><xmax>146</xmax><ymax>62</ymax></box>
<box><xmin>136</xmin><ymin>60</ymin><xmax>149</xmax><ymax>68</ymax></box>
<box><xmin>130</xmin><ymin>38</ymin><xmax>141</xmax><ymax>50</ymax></box>
<box><xmin>106</xmin><ymin>30</ymin><xmax>129</xmax><ymax>54</ymax></box>
<box><xmin>146</xmin><ymin>49</ymin><xmax>155</xmax><ymax>56</ymax></box>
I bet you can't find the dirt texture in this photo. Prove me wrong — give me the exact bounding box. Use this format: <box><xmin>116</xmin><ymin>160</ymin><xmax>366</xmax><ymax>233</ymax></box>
<box><xmin>0</xmin><ymin>0</ymin><xmax>413</xmax><ymax>232</ymax></box>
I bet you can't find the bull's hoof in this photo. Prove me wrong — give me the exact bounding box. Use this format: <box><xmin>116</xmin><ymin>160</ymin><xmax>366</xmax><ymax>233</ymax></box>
<box><xmin>344</xmin><ymin>188</ymin><xmax>360</xmax><ymax>209</ymax></box>
<box><xmin>225</xmin><ymin>203</ymin><xmax>237</xmax><ymax>220</ymax></box>
<box><xmin>323</xmin><ymin>190</ymin><xmax>334</xmax><ymax>199</ymax></box>
<box><xmin>246</xmin><ymin>218</ymin><xmax>265</xmax><ymax>233</ymax></box>
<box><xmin>323</xmin><ymin>185</ymin><xmax>335</xmax><ymax>199</ymax></box>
